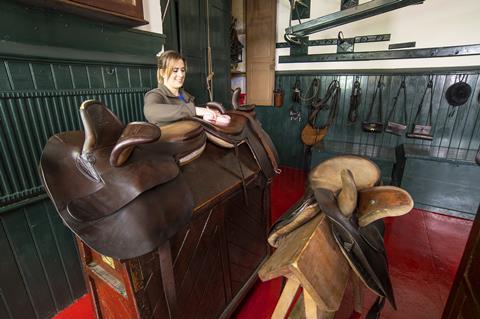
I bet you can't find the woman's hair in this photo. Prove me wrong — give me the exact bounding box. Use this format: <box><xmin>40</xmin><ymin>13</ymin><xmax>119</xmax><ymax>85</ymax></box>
<box><xmin>156</xmin><ymin>50</ymin><xmax>187</xmax><ymax>84</ymax></box>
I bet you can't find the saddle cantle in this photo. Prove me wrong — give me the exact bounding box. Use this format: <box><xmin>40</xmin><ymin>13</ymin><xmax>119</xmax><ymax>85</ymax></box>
<box><xmin>268</xmin><ymin>155</ymin><xmax>414</xmax><ymax>318</ymax></box>
<box><xmin>39</xmin><ymin>100</ymin><xmax>200</xmax><ymax>259</ymax></box>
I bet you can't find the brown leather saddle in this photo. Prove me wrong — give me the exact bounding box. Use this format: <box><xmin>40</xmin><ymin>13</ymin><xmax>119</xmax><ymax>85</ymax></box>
<box><xmin>268</xmin><ymin>155</ymin><xmax>414</xmax><ymax>318</ymax></box>
<box><xmin>40</xmin><ymin>100</ymin><xmax>279</xmax><ymax>260</ymax></box>
<box><xmin>39</xmin><ymin>100</ymin><xmax>207</xmax><ymax>259</ymax></box>
<box><xmin>194</xmin><ymin>110</ymin><xmax>280</xmax><ymax>180</ymax></box>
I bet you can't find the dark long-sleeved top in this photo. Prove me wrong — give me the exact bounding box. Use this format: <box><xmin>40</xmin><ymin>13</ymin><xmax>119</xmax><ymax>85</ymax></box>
<box><xmin>144</xmin><ymin>84</ymin><xmax>196</xmax><ymax>126</ymax></box>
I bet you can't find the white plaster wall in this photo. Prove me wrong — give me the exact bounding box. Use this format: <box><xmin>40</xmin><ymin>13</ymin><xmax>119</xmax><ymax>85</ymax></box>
<box><xmin>135</xmin><ymin>0</ymin><xmax>163</xmax><ymax>34</ymax></box>
<box><xmin>276</xmin><ymin>0</ymin><xmax>480</xmax><ymax>70</ymax></box>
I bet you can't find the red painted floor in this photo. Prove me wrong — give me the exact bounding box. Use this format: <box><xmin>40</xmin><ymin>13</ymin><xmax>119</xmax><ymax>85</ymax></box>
<box><xmin>53</xmin><ymin>166</ymin><xmax>473</xmax><ymax>319</ymax></box>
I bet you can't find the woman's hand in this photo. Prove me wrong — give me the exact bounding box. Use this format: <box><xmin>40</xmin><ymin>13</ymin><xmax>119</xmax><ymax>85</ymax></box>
<box><xmin>196</xmin><ymin>107</ymin><xmax>230</xmax><ymax>125</ymax></box>
<box><xmin>196</xmin><ymin>106</ymin><xmax>219</xmax><ymax>119</ymax></box>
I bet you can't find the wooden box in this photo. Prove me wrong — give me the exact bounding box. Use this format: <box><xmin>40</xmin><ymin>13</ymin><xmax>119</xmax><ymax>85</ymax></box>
<box><xmin>76</xmin><ymin>143</ymin><xmax>271</xmax><ymax>318</ymax></box>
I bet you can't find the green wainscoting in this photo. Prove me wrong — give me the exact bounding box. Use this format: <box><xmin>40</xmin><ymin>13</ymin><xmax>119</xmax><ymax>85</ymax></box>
<box><xmin>0</xmin><ymin>59</ymin><xmax>156</xmax><ymax>205</ymax></box>
<box><xmin>0</xmin><ymin>198</ymin><xmax>85</xmax><ymax>319</ymax></box>
<box><xmin>255</xmin><ymin>69</ymin><xmax>480</xmax><ymax>217</ymax></box>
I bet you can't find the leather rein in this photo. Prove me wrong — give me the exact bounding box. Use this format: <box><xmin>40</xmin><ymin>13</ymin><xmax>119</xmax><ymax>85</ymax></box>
<box><xmin>309</xmin><ymin>79</ymin><xmax>341</xmax><ymax>129</ymax></box>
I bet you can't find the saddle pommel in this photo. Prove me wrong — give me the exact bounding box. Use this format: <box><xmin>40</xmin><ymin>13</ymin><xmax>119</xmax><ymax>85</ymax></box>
<box><xmin>337</xmin><ymin>169</ymin><xmax>357</xmax><ymax>217</ymax></box>
<box><xmin>110</xmin><ymin>122</ymin><xmax>161</xmax><ymax>167</ymax></box>
<box><xmin>80</xmin><ymin>100</ymin><xmax>124</xmax><ymax>155</ymax></box>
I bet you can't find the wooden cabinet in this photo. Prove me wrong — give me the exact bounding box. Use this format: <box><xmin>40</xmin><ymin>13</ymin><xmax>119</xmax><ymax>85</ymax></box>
<box><xmin>230</xmin><ymin>0</ymin><xmax>277</xmax><ymax>106</ymax></box>
<box><xmin>16</xmin><ymin>0</ymin><xmax>148</xmax><ymax>26</ymax></box>
<box><xmin>75</xmin><ymin>143</ymin><xmax>271</xmax><ymax>318</ymax></box>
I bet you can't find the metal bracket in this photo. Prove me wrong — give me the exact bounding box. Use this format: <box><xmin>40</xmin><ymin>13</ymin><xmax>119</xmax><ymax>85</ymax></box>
<box><xmin>286</xmin><ymin>0</ymin><xmax>424</xmax><ymax>37</ymax></box>
<box><xmin>337</xmin><ymin>32</ymin><xmax>355</xmax><ymax>53</ymax></box>
<box><xmin>277</xmin><ymin>34</ymin><xmax>390</xmax><ymax>49</ymax></box>
<box><xmin>341</xmin><ymin>0</ymin><xmax>359</xmax><ymax>10</ymax></box>
<box><xmin>389</xmin><ymin>42</ymin><xmax>416</xmax><ymax>49</ymax></box>
<box><xmin>292</xmin><ymin>0</ymin><xmax>310</xmax><ymax>20</ymax></box>
<box><xmin>279</xmin><ymin>43</ymin><xmax>480</xmax><ymax>63</ymax></box>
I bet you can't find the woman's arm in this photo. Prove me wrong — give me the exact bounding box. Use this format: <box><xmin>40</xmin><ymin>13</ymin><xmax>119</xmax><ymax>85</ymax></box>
<box><xmin>144</xmin><ymin>90</ymin><xmax>196</xmax><ymax>126</ymax></box>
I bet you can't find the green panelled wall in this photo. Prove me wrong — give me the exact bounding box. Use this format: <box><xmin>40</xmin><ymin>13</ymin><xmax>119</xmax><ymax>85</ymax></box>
<box><xmin>0</xmin><ymin>59</ymin><xmax>156</xmax><ymax>205</ymax></box>
<box><xmin>257</xmin><ymin>71</ymin><xmax>480</xmax><ymax>168</ymax></box>
<box><xmin>0</xmin><ymin>198</ymin><xmax>85</xmax><ymax>319</ymax></box>
<box><xmin>255</xmin><ymin>70</ymin><xmax>480</xmax><ymax>218</ymax></box>
<box><xmin>162</xmin><ymin>0</ymin><xmax>231</xmax><ymax>105</ymax></box>
<box><xmin>0</xmin><ymin>0</ymin><xmax>231</xmax><ymax>317</ymax></box>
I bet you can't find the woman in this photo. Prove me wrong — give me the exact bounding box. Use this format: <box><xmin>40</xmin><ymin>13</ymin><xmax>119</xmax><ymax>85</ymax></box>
<box><xmin>144</xmin><ymin>50</ymin><xmax>220</xmax><ymax>126</ymax></box>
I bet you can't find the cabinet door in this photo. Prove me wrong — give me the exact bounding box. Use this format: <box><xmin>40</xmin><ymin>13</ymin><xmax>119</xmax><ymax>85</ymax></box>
<box><xmin>224</xmin><ymin>184</ymin><xmax>269</xmax><ymax>296</ymax></box>
<box><xmin>209</xmin><ymin>0</ymin><xmax>231</xmax><ymax>105</ymax></box>
<box><xmin>170</xmin><ymin>207</ymin><xmax>229</xmax><ymax>319</ymax></box>
<box><xmin>246</xmin><ymin>0</ymin><xmax>276</xmax><ymax>106</ymax></box>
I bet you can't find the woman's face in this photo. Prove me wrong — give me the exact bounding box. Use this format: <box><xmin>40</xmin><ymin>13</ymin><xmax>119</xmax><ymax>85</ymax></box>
<box><xmin>162</xmin><ymin>59</ymin><xmax>186</xmax><ymax>91</ymax></box>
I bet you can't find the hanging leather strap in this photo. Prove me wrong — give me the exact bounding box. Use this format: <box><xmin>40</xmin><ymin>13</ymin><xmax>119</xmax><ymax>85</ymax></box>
<box><xmin>386</xmin><ymin>77</ymin><xmax>407</xmax><ymax>123</ymax></box>
<box><xmin>348</xmin><ymin>77</ymin><xmax>362</xmax><ymax>123</ymax></box>
<box><xmin>365</xmin><ymin>296</ymin><xmax>386</xmax><ymax>319</ymax></box>
<box><xmin>159</xmin><ymin>242</ymin><xmax>177</xmax><ymax>319</ymax></box>
<box><xmin>309</xmin><ymin>79</ymin><xmax>341</xmax><ymax>129</ymax></box>
<box><xmin>412</xmin><ymin>77</ymin><xmax>434</xmax><ymax>126</ymax></box>
<box><xmin>300</xmin><ymin>78</ymin><xmax>320</xmax><ymax>103</ymax></box>
<box><xmin>365</xmin><ymin>76</ymin><xmax>384</xmax><ymax>123</ymax></box>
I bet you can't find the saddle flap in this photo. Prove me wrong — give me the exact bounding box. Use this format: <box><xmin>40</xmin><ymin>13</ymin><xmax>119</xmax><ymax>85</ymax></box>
<box><xmin>357</xmin><ymin>186</ymin><xmax>414</xmax><ymax>227</ymax></box>
<box><xmin>67</xmin><ymin>156</ymin><xmax>179</xmax><ymax>221</ymax></box>
<box><xmin>80</xmin><ymin>100</ymin><xmax>124</xmax><ymax>153</ymax></box>
<box><xmin>358</xmin><ymin>223</ymin><xmax>385</xmax><ymax>253</ymax></box>
<box><xmin>314</xmin><ymin>187</ymin><xmax>396</xmax><ymax>309</ymax></box>
<box><xmin>268</xmin><ymin>189</ymin><xmax>319</xmax><ymax>247</ymax></box>
<box><xmin>110</xmin><ymin>122</ymin><xmax>161</xmax><ymax>167</ymax></box>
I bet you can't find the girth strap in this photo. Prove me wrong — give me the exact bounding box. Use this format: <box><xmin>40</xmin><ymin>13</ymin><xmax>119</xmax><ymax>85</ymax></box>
<box><xmin>412</xmin><ymin>76</ymin><xmax>434</xmax><ymax>126</ymax></box>
<box><xmin>159</xmin><ymin>242</ymin><xmax>177</xmax><ymax>319</ymax></box>
<box><xmin>386</xmin><ymin>77</ymin><xmax>408</xmax><ymax>124</ymax></box>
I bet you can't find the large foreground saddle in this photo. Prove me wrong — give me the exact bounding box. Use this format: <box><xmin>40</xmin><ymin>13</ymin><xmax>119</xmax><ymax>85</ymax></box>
<box><xmin>269</xmin><ymin>155</ymin><xmax>414</xmax><ymax>318</ymax></box>
<box><xmin>39</xmin><ymin>100</ymin><xmax>279</xmax><ymax>259</ymax></box>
